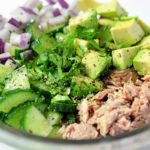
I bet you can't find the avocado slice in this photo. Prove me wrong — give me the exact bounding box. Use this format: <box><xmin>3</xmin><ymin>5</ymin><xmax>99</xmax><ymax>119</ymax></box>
<box><xmin>72</xmin><ymin>75</ymin><xmax>103</xmax><ymax>91</ymax></box>
<box><xmin>133</xmin><ymin>49</ymin><xmax>150</xmax><ymax>75</ymax></box>
<box><xmin>98</xmin><ymin>19</ymin><xmax>115</xmax><ymax>26</ymax></box>
<box><xmin>138</xmin><ymin>19</ymin><xmax>150</xmax><ymax>34</ymax></box>
<box><xmin>138</xmin><ymin>35</ymin><xmax>150</xmax><ymax>49</ymax></box>
<box><xmin>69</xmin><ymin>9</ymin><xmax>98</xmax><ymax>32</ymax></box>
<box><xmin>96</xmin><ymin>0</ymin><xmax>127</xmax><ymax>18</ymax></box>
<box><xmin>111</xmin><ymin>19</ymin><xmax>145</xmax><ymax>47</ymax></box>
<box><xmin>74</xmin><ymin>38</ymin><xmax>99</xmax><ymax>57</ymax></box>
<box><xmin>82</xmin><ymin>50</ymin><xmax>112</xmax><ymax>79</ymax></box>
<box><xmin>112</xmin><ymin>46</ymin><xmax>141</xmax><ymax>70</ymax></box>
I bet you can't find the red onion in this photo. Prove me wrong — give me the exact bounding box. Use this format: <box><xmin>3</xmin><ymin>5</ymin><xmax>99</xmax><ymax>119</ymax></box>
<box><xmin>20</xmin><ymin>33</ymin><xmax>31</xmax><ymax>49</ymax></box>
<box><xmin>46</xmin><ymin>0</ymin><xmax>56</xmax><ymax>5</ymax></box>
<box><xmin>0</xmin><ymin>39</ymin><xmax>5</xmax><ymax>54</ymax></box>
<box><xmin>20</xmin><ymin>50</ymin><xmax>33</xmax><ymax>61</ymax></box>
<box><xmin>20</xmin><ymin>7</ymin><xmax>37</xmax><ymax>16</ymax></box>
<box><xmin>58</xmin><ymin>0</ymin><xmax>69</xmax><ymax>9</ymax></box>
<box><xmin>24</xmin><ymin>0</ymin><xmax>42</xmax><ymax>9</ymax></box>
<box><xmin>53</xmin><ymin>8</ymin><xmax>61</xmax><ymax>17</ymax></box>
<box><xmin>8</xmin><ymin>18</ymin><xmax>22</xmax><ymax>28</ymax></box>
<box><xmin>0</xmin><ymin>52</ymin><xmax>12</xmax><ymax>63</ymax></box>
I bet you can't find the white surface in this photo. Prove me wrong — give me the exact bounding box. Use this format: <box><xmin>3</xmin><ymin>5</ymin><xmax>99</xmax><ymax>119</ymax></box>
<box><xmin>0</xmin><ymin>0</ymin><xmax>150</xmax><ymax>150</ymax></box>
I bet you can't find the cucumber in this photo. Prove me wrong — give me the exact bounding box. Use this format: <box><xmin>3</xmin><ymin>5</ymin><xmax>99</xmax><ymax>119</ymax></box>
<box><xmin>51</xmin><ymin>95</ymin><xmax>72</xmax><ymax>104</ymax></box>
<box><xmin>48</xmin><ymin>125</ymin><xmax>62</xmax><ymax>138</ymax></box>
<box><xmin>30</xmin><ymin>80</ymin><xmax>51</xmax><ymax>95</ymax></box>
<box><xmin>4</xmin><ymin>66</ymin><xmax>30</xmax><ymax>92</ymax></box>
<box><xmin>65</xmin><ymin>114</ymin><xmax>76</xmax><ymax>124</ymax></box>
<box><xmin>25</xmin><ymin>22</ymin><xmax>43</xmax><ymax>41</ymax></box>
<box><xmin>4</xmin><ymin>105</ymin><xmax>29</xmax><ymax>129</ymax></box>
<box><xmin>47</xmin><ymin>112</ymin><xmax>63</xmax><ymax>126</ymax></box>
<box><xmin>0</xmin><ymin>89</ymin><xmax>39</xmax><ymax>113</ymax></box>
<box><xmin>0</xmin><ymin>64</ymin><xmax>13</xmax><ymax>76</ymax></box>
<box><xmin>31</xmin><ymin>35</ymin><xmax>57</xmax><ymax>54</ymax></box>
<box><xmin>22</xmin><ymin>105</ymin><xmax>52</xmax><ymax>137</ymax></box>
<box><xmin>50</xmin><ymin>103</ymin><xmax>77</xmax><ymax>113</ymax></box>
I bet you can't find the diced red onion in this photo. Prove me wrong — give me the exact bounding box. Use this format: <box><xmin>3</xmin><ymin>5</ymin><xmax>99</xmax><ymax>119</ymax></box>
<box><xmin>53</xmin><ymin>8</ymin><xmax>61</xmax><ymax>17</ymax></box>
<box><xmin>58</xmin><ymin>0</ymin><xmax>69</xmax><ymax>9</ymax></box>
<box><xmin>0</xmin><ymin>39</ymin><xmax>5</xmax><ymax>54</ymax></box>
<box><xmin>20</xmin><ymin>33</ymin><xmax>31</xmax><ymax>49</ymax></box>
<box><xmin>20</xmin><ymin>50</ymin><xmax>33</xmax><ymax>61</ymax></box>
<box><xmin>5</xmin><ymin>59</ymin><xmax>18</xmax><ymax>69</ymax></box>
<box><xmin>0</xmin><ymin>28</ymin><xmax>10</xmax><ymax>41</ymax></box>
<box><xmin>20</xmin><ymin>7</ymin><xmax>37</xmax><ymax>16</ymax></box>
<box><xmin>46</xmin><ymin>0</ymin><xmax>56</xmax><ymax>5</ymax></box>
<box><xmin>48</xmin><ymin>15</ymin><xmax>66</xmax><ymax>25</ymax></box>
<box><xmin>0</xmin><ymin>52</ymin><xmax>12</xmax><ymax>63</ymax></box>
<box><xmin>0</xmin><ymin>15</ymin><xmax>7</xmax><ymax>30</ymax></box>
<box><xmin>4</xmin><ymin>43</ymin><xmax>11</xmax><ymax>53</ymax></box>
<box><xmin>8</xmin><ymin>18</ymin><xmax>22</xmax><ymax>28</ymax></box>
<box><xmin>10</xmin><ymin>33</ymin><xmax>21</xmax><ymax>46</ymax></box>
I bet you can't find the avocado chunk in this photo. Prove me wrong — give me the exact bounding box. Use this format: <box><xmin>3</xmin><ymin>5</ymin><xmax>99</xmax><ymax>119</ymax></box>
<box><xmin>133</xmin><ymin>49</ymin><xmax>150</xmax><ymax>75</ymax></box>
<box><xmin>31</xmin><ymin>35</ymin><xmax>57</xmax><ymax>54</ymax></box>
<box><xmin>74</xmin><ymin>38</ymin><xmax>99</xmax><ymax>57</ymax></box>
<box><xmin>96</xmin><ymin>0</ymin><xmax>127</xmax><ymax>18</ymax></box>
<box><xmin>112</xmin><ymin>46</ymin><xmax>141</xmax><ymax>70</ymax></box>
<box><xmin>82</xmin><ymin>50</ymin><xmax>112</xmax><ymax>79</ymax></box>
<box><xmin>72</xmin><ymin>75</ymin><xmax>103</xmax><ymax>91</ymax></box>
<box><xmin>138</xmin><ymin>36</ymin><xmax>150</xmax><ymax>49</ymax></box>
<box><xmin>111</xmin><ymin>19</ymin><xmax>145</xmax><ymax>47</ymax></box>
<box><xmin>138</xmin><ymin>19</ymin><xmax>150</xmax><ymax>34</ymax></box>
<box><xmin>0</xmin><ymin>64</ymin><xmax>13</xmax><ymax>76</ymax></box>
<box><xmin>99</xmin><ymin>19</ymin><xmax>115</xmax><ymax>26</ymax></box>
<box><xmin>69</xmin><ymin>9</ymin><xmax>98</xmax><ymax>32</ymax></box>
<box><xmin>25</xmin><ymin>22</ymin><xmax>43</xmax><ymax>41</ymax></box>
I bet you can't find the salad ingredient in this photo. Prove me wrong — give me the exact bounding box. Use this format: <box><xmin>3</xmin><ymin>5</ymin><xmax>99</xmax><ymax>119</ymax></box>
<box><xmin>0</xmin><ymin>52</ymin><xmax>12</xmax><ymax>63</ymax></box>
<box><xmin>112</xmin><ymin>46</ymin><xmax>141</xmax><ymax>70</ymax></box>
<box><xmin>111</xmin><ymin>19</ymin><xmax>145</xmax><ymax>47</ymax></box>
<box><xmin>0</xmin><ymin>63</ymin><xmax>13</xmax><ymax>76</ymax></box>
<box><xmin>138</xmin><ymin>19</ymin><xmax>150</xmax><ymax>34</ymax></box>
<box><xmin>133</xmin><ymin>50</ymin><xmax>150</xmax><ymax>75</ymax></box>
<box><xmin>0</xmin><ymin>89</ymin><xmax>39</xmax><ymax>113</ymax></box>
<box><xmin>69</xmin><ymin>9</ymin><xmax>98</xmax><ymax>32</ymax></box>
<box><xmin>98</xmin><ymin>18</ymin><xmax>115</xmax><ymax>26</ymax></box>
<box><xmin>82</xmin><ymin>50</ymin><xmax>112</xmax><ymax>79</ymax></box>
<box><xmin>22</xmin><ymin>105</ymin><xmax>52</xmax><ymax>137</ymax></box>
<box><xmin>96</xmin><ymin>0</ymin><xmax>127</xmax><ymax>18</ymax></box>
<box><xmin>138</xmin><ymin>35</ymin><xmax>150</xmax><ymax>49</ymax></box>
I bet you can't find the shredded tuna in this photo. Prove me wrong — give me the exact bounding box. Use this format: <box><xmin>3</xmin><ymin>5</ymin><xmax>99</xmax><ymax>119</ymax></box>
<box><xmin>60</xmin><ymin>123</ymin><xmax>98</xmax><ymax>140</ymax></box>
<box><xmin>61</xmin><ymin>69</ymin><xmax>150</xmax><ymax>140</ymax></box>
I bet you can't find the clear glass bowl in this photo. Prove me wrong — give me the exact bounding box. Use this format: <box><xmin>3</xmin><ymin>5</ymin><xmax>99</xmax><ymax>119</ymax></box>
<box><xmin>0</xmin><ymin>123</ymin><xmax>150</xmax><ymax>150</ymax></box>
<box><xmin>1</xmin><ymin>0</ymin><xmax>150</xmax><ymax>150</ymax></box>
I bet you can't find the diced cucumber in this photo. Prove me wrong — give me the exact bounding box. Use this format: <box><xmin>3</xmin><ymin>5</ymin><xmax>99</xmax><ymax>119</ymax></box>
<box><xmin>4</xmin><ymin>105</ymin><xmax>29</xmax><ymax>129</ymax></box>
<box><xmin>51</xmin><ymin>95</ymin><xmax>72</xmax><ymax>104</ymax></box>
<box><xmin>30</xmin><ymin>80</ymin><xmax>51</xmax><ymax>96</ymax></box>
<box><xmin>0</xmin><ymin>64</ymin><xmax>13</xmax><ymax>76</ymax></box>
<box><xmin>47</xmin><ymin>112</ymin><xmax>63</xmax><ymax>126</ymax></box>
<box><xmin>25</xmin><ymin>22</ymin><xmax>43</xmax><ymax>41</ymax></box>
<box><xmin>22</xmin><ymin>105</ymin><xmax>52</xmax><ymax>137</ymax></box>
<box><xmin>50</xmin><ymin>103</ymin><xmax>77</xmax><ymax>113</ymax></box>
<box><xmin>4</xmin><ymin>66</ymin><xmax>30</xmax><ymax>92</ymax></box>
<box><xmin>48</xmin><ymin>125</ymin><xmax>62</xmax><ymax>138</ymax></box>
<box><xmin>0</xmin><ymin>89</ymin><xmax>39</xmax><ymax>113</ymax></box>
<box><xmin>31</xmin><ymin>35</ymin><xmax>57</xmax><ymax>54</ymax></box>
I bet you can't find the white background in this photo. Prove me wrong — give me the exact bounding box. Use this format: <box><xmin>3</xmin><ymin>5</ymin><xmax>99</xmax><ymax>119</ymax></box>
<box><xmin>0</xmin><ymin>0</ymin><xmax>150</xmax><ymax>150</ymax></box>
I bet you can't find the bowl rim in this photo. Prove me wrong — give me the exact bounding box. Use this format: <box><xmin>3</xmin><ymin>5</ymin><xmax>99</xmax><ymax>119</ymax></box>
<box><xmin>0</xmin><ymin>122</ymin><xmax>150</xmax><ymax>145</ymax></box>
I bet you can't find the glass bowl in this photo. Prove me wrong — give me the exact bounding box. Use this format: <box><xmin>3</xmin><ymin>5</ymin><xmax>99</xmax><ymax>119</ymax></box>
<box><xmin>0</xmin><ymin>0</ymin><xmax>150</xmax><ymax>150</ymax></box>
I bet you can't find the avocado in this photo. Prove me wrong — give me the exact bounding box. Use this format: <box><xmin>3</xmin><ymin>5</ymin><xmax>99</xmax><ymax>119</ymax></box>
<box><xmin>0</xmin><ymin>64</ymin><xmax>13</xmax><ymax>76</ymax></box>
<box><xmin>138</xmin><ymin>36</ymin><xmax>150</xmax><ymax>49</ymax></box>
<box><xmin>138</xmin><ymin>19</ymin><xmax>150</xmax><ymax>34</ymax></box>
<box><xmin>69</xmin><ymin>9</ymin><xmax>98</xmax><ymax>32</ymax></box>
<box><xmin>99</xmin><ymin>19</ymin><xmax>115</xmax><ymax>26</ymax></box>
<box><xmin>133</xmin><ymin>49</ymin><xmax>150</xmax><ymax>75</ymax></box>
<box><xmin>112</xmin><ymin>46</ymin><xmax>141</xmax><ymax>70</ymax></box>
<box><xmin>74</xmin><ymin>38</ymin><xmax>99</xmax><ymax>57</ymax></box>
<box><xmin>82</xmin><ymin>50</ymin><xmax>112</xmax><ymax>79</ymax></box>
<box><xmin>72</xmin><ymin>75</ymin><xmax>103</xmax><ymax>91</ymax></box>
<box><xmin>96</xmin><ymin>0</ymin><xmax>127</xmax><ymax>18</ymax></box>
<box><xmin>25</xmin><ymin>22</ymin><xmax>43</xmax><ymax>41</ymax></box>
<box><xmin>111</xmin><ymin>19</ymin><xmax>145</xmax><ymax>47</ymax></box>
